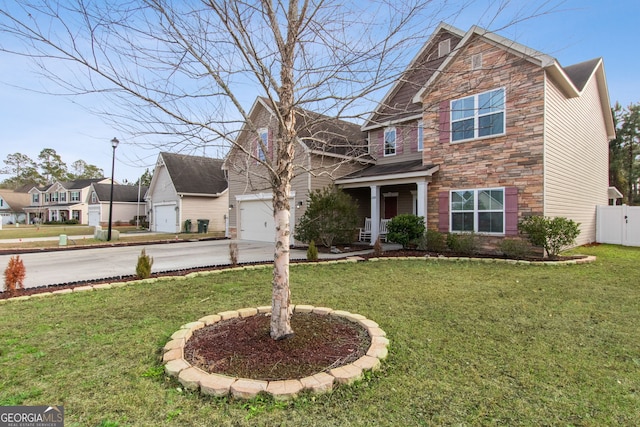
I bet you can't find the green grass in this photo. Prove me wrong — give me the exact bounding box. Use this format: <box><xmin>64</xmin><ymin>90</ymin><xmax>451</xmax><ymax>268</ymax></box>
<box><xmin>1</xmin><ymin>244</ymin><xmax>639</xmax><ymax>426</ymax></box>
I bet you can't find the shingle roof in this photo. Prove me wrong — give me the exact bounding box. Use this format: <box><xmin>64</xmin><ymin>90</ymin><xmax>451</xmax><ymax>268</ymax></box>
<box><xmin>0</xmin><ymin>190</ymin><xmax>31</xmax><ymax>211</ymax></box>
<box><xmin>61</xmin><ymin>179</ymin><xmax>105</xmax><ymax>190</ymax></box>
<box><xmin>160</xmin><ymin>152</ymin><xmax>227</xmax><ymax>195</ymax></box>
<box><xmin>92</xmin><ymin>183</ymin><xmax>149</xmax><ymax>202</ymax></box>
<box><xmin>255</xmin><ymin>97</ymin><xmax>368</xmax><ymax>158</ymax></box>
<box><xmin>338</xmin><ymin>159</ymin><xmax>437</xmax><ymax>180</ymax></box>
<box><xmin>563</xmin><ymin>58</ymin><xmax>601</xmax><ymax>92</ymax></box>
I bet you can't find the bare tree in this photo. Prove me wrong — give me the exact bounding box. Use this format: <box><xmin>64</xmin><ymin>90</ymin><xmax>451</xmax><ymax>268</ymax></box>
<box><xmin>0</xmin><ymin>0</ymin><xmax>552</xmax><ymax>339</ymax></box>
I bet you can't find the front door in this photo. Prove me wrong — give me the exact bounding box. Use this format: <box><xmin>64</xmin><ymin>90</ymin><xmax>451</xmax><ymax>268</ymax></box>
<box><xmin>384</xmin><ymin>196</ymin><xmax>397</xmax><ymax>219</ymax></box>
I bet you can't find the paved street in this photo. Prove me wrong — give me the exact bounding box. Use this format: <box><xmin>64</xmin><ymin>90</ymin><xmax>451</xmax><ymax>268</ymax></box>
<box><xmin>0</xmin><ymin>238</ymin><xmax>374</xmax><ymax>289</ymax></box>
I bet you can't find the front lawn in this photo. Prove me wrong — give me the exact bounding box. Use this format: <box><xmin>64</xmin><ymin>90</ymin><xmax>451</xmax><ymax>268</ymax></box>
<box><xmin>0</xmin><ymin>244</ymin><xmax>638</xmax><ymax>426</ymax></box>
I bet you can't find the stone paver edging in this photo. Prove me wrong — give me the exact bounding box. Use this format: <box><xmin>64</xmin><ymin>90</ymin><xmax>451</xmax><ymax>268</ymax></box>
<box><xmin>162</xmin><ymin>305</ymin><xmax>389</xmax><ymax>400</ymax></box>
<box><xmin>0</xmin><ymin>254</ymin><xmax>596</xmax><ymax>305</ymax></box>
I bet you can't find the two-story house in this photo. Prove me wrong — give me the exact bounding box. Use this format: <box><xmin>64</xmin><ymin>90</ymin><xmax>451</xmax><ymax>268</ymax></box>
<box><xmin>225</xmin><ymin>97</ymin><xmax>370</xmax><ymax>243</ymax></box>
<box><xmin>24</xmin><ymin>178</ymin><xmax>110</xmax><ymax>224</ymax></box>
<box><xmin>337</xmin><ymin>22</ymin><xmax>614</xmax><ymax>249</ymax></box>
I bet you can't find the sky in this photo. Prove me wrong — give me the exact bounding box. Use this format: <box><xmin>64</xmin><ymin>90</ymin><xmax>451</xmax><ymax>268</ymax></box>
<box><xmin>0</xmin><ymin>0</ymin><xmax>638</xmax><ymax>184</ymax></box>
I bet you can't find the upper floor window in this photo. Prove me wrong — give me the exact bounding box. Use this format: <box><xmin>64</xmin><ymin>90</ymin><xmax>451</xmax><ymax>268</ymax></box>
<box><xmin>258</xmin><ymin>128</ymin><xmax>268</xmax><ymax>161</ymax></box>
<box><xmin>91</xmin><ymin>192</ymin><xmax>98</xmax><ymax>203</ymax></box>
<box><xmin>70</xmin><ymin>191</ymin><xmax>80</xmax><ymax>202</ymax></box>
<box><xmin>451</xmin><ymin>188</ymin><xmax>504</xmax><ymax>234</ymax></box>
<box><xmin>51</xmin><ymin>192</ymin><xmax>59</xmax><ymax>202</ymax></box>
<box><xmin>451</xmin><ymin>88</ymin><xmax>505</xmax><ymax>142</ymax></box>
<box><xmin>384</xmin><ymin>127</ymin><xmax>396</xmax><ymax>156</ymax></box>
<box><xmin>417</xmin><ymin>121</ymin><xmax>424</xmax><ymax>151</ymax></box>
<box><xmin>59</xmin><ymin>192</ymin><xmax>67</xmax><ymax>202</ymax></box>
<box><xmin>32</xmin><ymin>194</ymin><xmax>39</xmax><ymax>203</ymax></box>
<box><xmin>45</xmin><ymin>194</ymin><xmax>50</xmax><ymax>203</ymax></box>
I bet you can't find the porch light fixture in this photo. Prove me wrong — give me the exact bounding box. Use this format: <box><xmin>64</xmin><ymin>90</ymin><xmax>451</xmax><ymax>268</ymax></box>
<box><xmin>107</xmin><ymin>137</ymin><xmax>119</xmax><ymax>241</ymax></box>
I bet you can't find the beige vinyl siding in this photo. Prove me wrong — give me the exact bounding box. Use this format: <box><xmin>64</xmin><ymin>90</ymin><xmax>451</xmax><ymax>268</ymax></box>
<box><xmin>544</xmin><ymin>74</ymin><xmax>609</xmax><ymax>245</ymax></box>
<box><xmin>181</xmin><ymin>193</ymin><xmax>229</xmax><ymax>233</ymax></box>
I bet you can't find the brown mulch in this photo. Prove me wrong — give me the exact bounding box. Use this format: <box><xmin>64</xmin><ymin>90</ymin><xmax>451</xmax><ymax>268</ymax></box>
<box><xmin>184</xmin><ymin>312</ymin><xmax>371</xmax><ymax>381</ymax></box>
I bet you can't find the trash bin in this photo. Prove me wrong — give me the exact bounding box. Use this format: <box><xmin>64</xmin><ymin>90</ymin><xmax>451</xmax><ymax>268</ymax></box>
<box><xmin>59</xmin><ymin>234</ymin><xmax>67</xmax><ymax>246</ymax></box>
<box><xmin>184</xmin><ymin>219</ymin><xmax>192</xmax><ymax>233</ymax></box>
<box><xmin>197</xmin><ymin>219</ymin><xmax>209</xmax><ymax>234</ymax></box>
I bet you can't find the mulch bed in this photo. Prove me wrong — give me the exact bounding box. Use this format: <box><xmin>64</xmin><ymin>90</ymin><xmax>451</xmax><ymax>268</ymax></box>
<box><xmin>183</xmin><ymin>312</ymin><xmax>371</xmax><ymax>381</ymax></box>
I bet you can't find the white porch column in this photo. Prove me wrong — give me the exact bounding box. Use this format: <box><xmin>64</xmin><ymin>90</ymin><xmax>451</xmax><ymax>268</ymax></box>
<box><xmin>370</xmin><ymin>185</ymin><xmax>381</xmax><ymax>245</ymax></box>
<box><xmin>416</xmin><ymin>181</ymin><xmax>428</xmax><ymax>227</ymax></box>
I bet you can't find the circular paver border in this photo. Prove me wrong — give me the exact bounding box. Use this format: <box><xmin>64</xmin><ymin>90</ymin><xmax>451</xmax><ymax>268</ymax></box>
<box><xmin>162</xmin><ymin>305</ymin><xmax>389</xmax><ymax>400</ymax></box>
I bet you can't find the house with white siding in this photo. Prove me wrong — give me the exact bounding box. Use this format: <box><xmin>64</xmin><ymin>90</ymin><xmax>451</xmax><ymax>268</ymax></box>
<box><xmin>336</xmin><ymin>22</ymin><xmax>615</xmax><ymax>249</ymax></box>
<box><xmin>145</xmin><ymin>152</ymin><xmax>228</xmax><ymax>234</ymax></box>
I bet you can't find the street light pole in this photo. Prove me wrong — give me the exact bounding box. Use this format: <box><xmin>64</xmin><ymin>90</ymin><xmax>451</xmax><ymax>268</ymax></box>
<box><xmin>107</xmin><ymin>137</ymin><xmax>119</xmax><ymax>241</ymax></box>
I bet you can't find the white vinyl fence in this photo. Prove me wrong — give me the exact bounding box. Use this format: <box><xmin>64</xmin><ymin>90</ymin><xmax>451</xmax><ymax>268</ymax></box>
<box><xmin>596</xmin><ymin>205</ymin><xmax>640</xmax><ymax>246</ymax></box>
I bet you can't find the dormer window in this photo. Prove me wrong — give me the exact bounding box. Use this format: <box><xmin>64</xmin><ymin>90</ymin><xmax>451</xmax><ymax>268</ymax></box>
<box><xmin>384</xmin><ymin>127</ymin><xmax>397</xmax><ymax>156</ymax></box>
<box><xmin>438</xmin><ymin>39</ymin><xmax>451</xmax><ymax>57</ymax></box>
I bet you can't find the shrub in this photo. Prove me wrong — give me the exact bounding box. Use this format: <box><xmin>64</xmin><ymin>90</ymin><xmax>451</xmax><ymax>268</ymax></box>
<box><xmin>386</xmin><ymin>214</ymin><xmax>425</xmax><ymax>249</ymax></box>
<box><xmin>519</xmin><ymin>215</ymin><xmax>580</xmax><ymax>259</ymax></box>
<box><xmin>229</xmin><ymin>242</ymin><xmax>239</xmax><ymax>266</ymax></box>
<box><xmin>294</xmin><ymin>186</ymin><xmax>359</xmax><ymax>248</ymax></box>
<box><xmin>135</xmin><ymin>248</ymin><xmax>154</xmax><ymax>279</ymax></box>
<box><xmin>306</xmin><ymin>240</ymin><xmax>319</xmax><ymax>261</ymax></box>
<box><xmin>424</xmin><ymin>229</ymin><xmax>447</xmax><ymax>253</ymax></box>
<box><xmin>499</xmin><ymin>238</ymin><xmax>532</xmax><ymax>259</ymax></box>
<box><xmin>4</xmin><ymin>255</ymin><xmax>26</xmax><ymax>296</ymax></box>
<box><xmin>446</xmin><ymin>232</ymin><xmax>478</xmax><ymax>255</ymax></box>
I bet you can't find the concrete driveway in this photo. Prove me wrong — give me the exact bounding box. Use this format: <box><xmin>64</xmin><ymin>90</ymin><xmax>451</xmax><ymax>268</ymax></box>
<box><xmin>0</xmin><ymin>239</ymin><xmax>373</xmax><ymax>289</ymax></box>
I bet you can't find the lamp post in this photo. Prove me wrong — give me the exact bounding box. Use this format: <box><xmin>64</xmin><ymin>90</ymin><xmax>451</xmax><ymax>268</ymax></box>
<box><xmin>107</xmin><ymin>137</ymin><xmax>119</xmax><ymax>241</ymax></box>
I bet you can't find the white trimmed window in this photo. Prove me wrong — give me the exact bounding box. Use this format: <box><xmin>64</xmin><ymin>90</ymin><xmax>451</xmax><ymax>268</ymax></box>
<box><xmin>417</xmin><ymin>121</ymin><xmax>424</xmax><ymax>151</ymax></box>
<box><xmin>32</xmin><ymin>194</ymin><xmax>39</xmax><ymax>203</ymax></box>
<box><xmin>384</xmin><ymin>127</ymin><xmax>396</xmax><ymax>156</ymax></box>
<box><xmin>70</xmin><ymin>191</ymin><xmax>80</xmax><ymax>202</ymax></box>
<box><xmin>258</xmin><ymin>128</ymin><xmax>268</xmax><ymax>161</ymax></box>
<box><xmin>450</xmin><ymin>188</ymin><xmax>505</xmax><ymax>234</ymax></box>
<box><xmin>451</xmin><ymin>88</ymin><xmax>505</xmax><ymax>142</ymax></box>
<box><xmin>59</xmin><ymin>192</ymin><xmax>67</xmax><ymax>202</ymax></box>
<box><xmin>91</xmin><ymin>192</ymin><xmax>98</xmax><ymax>204</ymax></box>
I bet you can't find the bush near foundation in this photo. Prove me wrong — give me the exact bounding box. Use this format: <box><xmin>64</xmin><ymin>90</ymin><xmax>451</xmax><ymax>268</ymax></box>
<box><xmin>519</xmin><ymin>216</ymin><xmax>580</xmax><ymax>259</ymax></box>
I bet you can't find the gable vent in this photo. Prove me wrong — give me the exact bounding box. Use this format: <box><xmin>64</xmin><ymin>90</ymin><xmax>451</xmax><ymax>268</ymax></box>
<box><xmin>438</xmin><ymin>39</ymin><xmax>451</xmax><ymax>58</ymax></box>
<box><xmin>471</xmin><ymin>53</ymin><xmax>483</xmax><ymax>70</ymax></box>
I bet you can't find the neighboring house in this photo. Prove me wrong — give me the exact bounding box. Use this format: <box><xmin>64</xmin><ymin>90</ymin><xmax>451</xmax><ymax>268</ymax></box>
<box><xmin>145</xmin><ymin>152</ymin><xmax>228</xmax><ymax>234</ymax></box>
<box><xmin>24</xmin><ymin>178</ymin><xmax>110</xmax><ymax>224</ymax></box>
<box><xmin>224</xmin><ymin>97</ymin><xmax>370</xmax><ymax>243</ymax></box>
<box><xmin>87</xmin><ymin>182</ymin><xmax>148</xmax><ymax>227</ymax></box>
<box><xmin>336</xmin><ymin>22</ymin><xmax>614</xmax><ymax>249</ymax></box>
<box><xmin>0</xmin><ymin>189</ymin><xmax>31</xmax><ymax>224</ymax></box>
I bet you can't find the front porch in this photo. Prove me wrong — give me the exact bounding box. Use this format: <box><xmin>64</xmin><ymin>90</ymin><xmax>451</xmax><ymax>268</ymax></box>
<box><xmin>336</xmin><ymin>159</ymin><xmax>439</xmax><ymax>244</ymax></box>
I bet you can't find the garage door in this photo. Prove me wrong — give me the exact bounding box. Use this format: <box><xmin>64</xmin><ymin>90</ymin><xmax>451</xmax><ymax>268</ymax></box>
<box><xmin>155</xmin><ymin>204</ymin><xmax>177</xmax><ymax>233</ymax></box>
<box><xmin>88</xmin><ymin>206</ymin><xmax>101</xmax><ymax>227</ymax></box>
<box><xmin>239</xmin><ymin>199</ymin><xmax>274</xmax><ymax>242</ymax></box>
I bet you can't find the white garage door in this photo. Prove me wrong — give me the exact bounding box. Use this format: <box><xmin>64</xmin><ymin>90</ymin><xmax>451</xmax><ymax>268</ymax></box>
<box><xmin>239</xmin><ymin>199</ymin><xmax>275</xmax><ymax>242</ymax></box>
<box><xmin>155</xmin><ymin>204</ymin><xmax>177</xmax><ymax>233</ymax></box>
<box><xmin>88</xmin><ymin>207</ymin><xmax>101</xmax><ymax>227</ymax></box>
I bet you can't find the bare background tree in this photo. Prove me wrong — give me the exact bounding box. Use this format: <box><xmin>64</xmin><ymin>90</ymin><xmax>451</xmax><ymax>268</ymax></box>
<box><xmin>0</xmin><ymin>0</ymin><xmax>556</xmax><ymax>339</ymax></box>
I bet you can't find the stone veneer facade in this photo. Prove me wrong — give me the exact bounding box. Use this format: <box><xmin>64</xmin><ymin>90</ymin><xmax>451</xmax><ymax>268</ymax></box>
<box><xmin>421</xmin><ymin>36</ymin><xmax>546</xmax><ymax>246</ymax></box>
